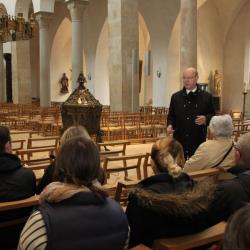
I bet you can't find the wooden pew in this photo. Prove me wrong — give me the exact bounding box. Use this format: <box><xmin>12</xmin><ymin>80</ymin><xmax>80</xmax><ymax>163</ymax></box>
<box><xmin>153</xmin><ymin>221</ymin><xmax>226</xmax><ymax>250</ymax></box>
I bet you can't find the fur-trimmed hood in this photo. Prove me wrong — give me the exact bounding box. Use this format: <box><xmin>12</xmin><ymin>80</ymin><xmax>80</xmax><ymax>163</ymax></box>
<box><xmin>129</xmin><ymin>175</ymin><xmax>216</xmax><ymax>218</ymax></box>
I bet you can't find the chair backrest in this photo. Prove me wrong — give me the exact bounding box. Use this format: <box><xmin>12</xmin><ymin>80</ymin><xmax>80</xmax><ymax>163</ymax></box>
<box><xmin>0</xmin><ymin>196</ymin><xmax>39</xmax><ymax>228</ymax></box>
<box><xmin>114</xmin><ymin>180</ymin><xmax>139</xmax><ymax>206</ymax></box>
<box><xmin>188</xmin><ymin>168</ymin><xmax>221</xmax><ymax>180</ymax></box>
<box><xmin>27</xmin><ymin>136</ymin><xmax>60</xmax><ymax>149</ymax></box>
<box><xmin>16</xmin><ymin>147</ymin><xmax>56</xmax><ymax>166</ymax></box>
<box><xmin>153</xmin><ymin>221</ymin><xmax>226</xmax><ymax>250</ymax></box>
<box><xmin>11</xmin><ymin>139</ymin><xmax>26</xmax><ymax>153</ymax></box>
<box><xmin>102</xmin><ymin>154</ymin><xmax>144</xmax><ymax>184</ymax></box>
<box><xmin>98</xmin><ymin>140</ymin><xmax>129</xmax><ymax>158</ymax></box>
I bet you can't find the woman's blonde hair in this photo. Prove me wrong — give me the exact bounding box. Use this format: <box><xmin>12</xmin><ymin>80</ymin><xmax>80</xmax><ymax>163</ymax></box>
<box><xmin>60</xmin><ymin>126</ymin><xmax>90</xmax><ymax>146</ymax></box>
<box><xmin>151</xmin><ymin>137</ymin><xmax>185</xmax><ymax>176</ymax></box>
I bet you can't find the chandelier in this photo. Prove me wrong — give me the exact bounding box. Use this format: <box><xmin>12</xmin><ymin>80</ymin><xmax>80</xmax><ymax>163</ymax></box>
<box><xmin>0</xmin><ymin>13</ymin><xmax>36</xmax><ymax>43</ymax></box>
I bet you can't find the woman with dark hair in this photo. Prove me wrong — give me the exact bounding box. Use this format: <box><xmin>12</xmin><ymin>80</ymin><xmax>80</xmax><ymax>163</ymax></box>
<box><xmin>126</xmin><ymin>137</ymin><xmax>215</xmax><ymax>247</ymax></box>
<box><xmin>19</xmin><ymin>136</ymin><xmax>129</xmax><ymax>250</ymax></box>
<box><xmin>223</xmin><ymin>204</ymin><xmax>250</xmax><ymax>250</ymax></box>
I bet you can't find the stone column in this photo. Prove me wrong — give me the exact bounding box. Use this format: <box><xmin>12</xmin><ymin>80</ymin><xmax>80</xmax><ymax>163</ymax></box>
<box><xmin>108</xmin><ymin>0</ymin><xmax>139</xmax><ymax>112</ymax></box>
<box><xmin>36</xmin><ymin>12</ymin><xmax>52</xmax><ymax>107</ymax></box>
<box><xmin>180</xmin><ymin>0</ymin><xmax>197</xmax><ymax>77</ymax></box>
<box><xmin>67</xmin><ymin>0</ymin><xmax>88</xmax><ymax>90</ymax></box>
<box><xmin>11</xmin><ymin>40</ymin><xmax>32</xmax><ymax>104</ymax></box>
<box><xmin>0</xmin><ymin>43</ymin><xmax>5</xmax><ymax>102</ymax></box>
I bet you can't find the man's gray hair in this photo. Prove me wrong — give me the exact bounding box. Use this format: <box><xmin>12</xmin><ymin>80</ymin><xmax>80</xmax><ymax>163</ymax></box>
<box><xmin>209</xmin><ymin>114</ymin><xmax>234</xmax><ymax>138</ymax></box>
<box><xmin>236</xmin><ymin>133</ymin><xmax>250</xmax><ymax>165</ymax></box>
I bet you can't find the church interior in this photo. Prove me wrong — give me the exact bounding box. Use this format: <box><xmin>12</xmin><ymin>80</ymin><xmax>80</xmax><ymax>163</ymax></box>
<box><xmin>1</xmin><ymin>0</ymin><xmax>250</xmax><ymax>249</ymax></box>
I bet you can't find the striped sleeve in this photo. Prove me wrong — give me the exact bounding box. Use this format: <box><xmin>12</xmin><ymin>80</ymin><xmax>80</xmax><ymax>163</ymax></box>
<box><xmin>18</xmin><ymin>210</ymin><xmax>47</xmax><ymax>250</ymax></box>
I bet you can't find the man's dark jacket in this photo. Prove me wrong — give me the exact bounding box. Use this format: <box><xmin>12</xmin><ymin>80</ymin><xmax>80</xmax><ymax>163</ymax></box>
<box><xmin>167</xmin><ymin>85</ymin><xmax>215</xmax><ymax>158</ymax></box>
<box><xmin>208</xmin><ymin>164</ymin><xmax>250</xmax><ymax>225</ymax></box>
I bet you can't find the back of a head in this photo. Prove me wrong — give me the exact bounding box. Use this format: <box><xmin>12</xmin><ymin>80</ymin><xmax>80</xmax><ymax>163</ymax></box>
<box><xmin>55</xmin><ymin>136</ymin><xmax>100</xmax><ymax>186</ymax></box>
<box><xmin>151</xmin><ymin>137</ymin><xmax>185</xmax><ymax>176</ymax></box>
<box><xmin>0</xmin><ymin>126</ymin><xmax>11</xmax><ymax>153</ymax></box>
<box><xmin>223</xmin><ymin>204</ymin><xmax>250</xmax><ymax>250</ymax></box>
<box><xmin>60</xmin><ymin>125</ymin><xmax>90</xmax><ymax>146</ymax></box>
<box><xmin>209</xmin><ymin>114</ymin><xmax>233</xmax><ymax>138</ymax></box>
<box><xmin>236</xmin><ymin>133</ymin><xmax>250</xmax><ymax>165</ymax></box>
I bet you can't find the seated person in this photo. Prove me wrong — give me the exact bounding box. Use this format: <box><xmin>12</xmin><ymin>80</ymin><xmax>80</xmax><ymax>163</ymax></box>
<box><xmin>19</xmin><ymin>136</ymin><xmax>129</xmax><ymax>250</ymax></box>
<box><xmin>184</xmin><ymin>114</ymin><xmax>235</xmax><ymax>179</ymax></box>
<box><xmin>222</xmin><ymin>204</ymin><xmax>250</xmax><ymax>250</ymax></box>
<box><xmin>126</xmin><ymin>137</ymin><xmax>215</xmax><ymax>247</ymax></box>
<box><xmin>0</xmin><ymin>126</ymin><xmax>36</xmax><ymax>248</ymax></box>
<box><xmin>36</xmin><ymin>125</ymin><xmax>104</xmax><ymax>194</ymax></box>
<box><xmin>208</xmin><ymin>133</ymin><xmax>250</xmax><ymax>225</ymax></box>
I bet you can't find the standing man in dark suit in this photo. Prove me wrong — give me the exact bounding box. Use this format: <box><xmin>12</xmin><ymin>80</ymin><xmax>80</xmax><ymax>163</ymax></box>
<box><xmin>167</xmin><ymin>67</ymin><xmax>215</xmax><ymax>159</ymax></box>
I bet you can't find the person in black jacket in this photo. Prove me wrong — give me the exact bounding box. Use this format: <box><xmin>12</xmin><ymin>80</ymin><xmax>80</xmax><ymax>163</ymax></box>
<box><xmin>126</xmin><ymin>137</ymin><xmax>215</xmax><ymax>248</ymax></box>
<box><xmin>167</xmin><ymin>67</ymin><xmax>215</xmax><ymax>159</ymax></box>
<box><xmin>0</xmin><ymin>126</ymin><xmax>36</xmax><ymax>248</ymax></box>
<box><xmin>208</xmin><ymin>133</ymin><xmax>250</xmax><ymax>225</ymax></box>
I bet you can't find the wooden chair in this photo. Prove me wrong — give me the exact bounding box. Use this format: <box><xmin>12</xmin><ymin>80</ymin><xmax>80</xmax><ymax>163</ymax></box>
<box><xmin>114</xmin><ymin>180</ymin><xmax>139</xmax><ymax>206</ymax></box>
<box><xmin>153</xmin><ymin>221</ymin><xmax>226</xmax><ymax>250</ymax></box>
<box><xmin>102</xmin><ymin>154</ymin><xmax>144</xmax><ymax>184</ymax></box>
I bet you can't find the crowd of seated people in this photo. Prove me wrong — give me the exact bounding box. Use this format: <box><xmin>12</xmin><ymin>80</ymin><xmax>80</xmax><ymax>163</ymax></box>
<box><xmin>126</xmin><ymin>132</ymin><xmax>250</xmax><ymax>247</ymax></box>
<box><xmin>0</xmin><ymin>115</ymin><xmax>250</xmax><ymax>249</ymax></box>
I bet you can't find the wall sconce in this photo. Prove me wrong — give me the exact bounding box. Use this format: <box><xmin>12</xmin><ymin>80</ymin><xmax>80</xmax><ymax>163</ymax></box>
<box><xmin>156</xmin><ymin>70</ymin><xmax>161</xmax><ymax>78</ymax></box>
<box><xmin>87</xmin><ymin>73</ymin><xmax>91</xmax><ymax>81</ymax></box>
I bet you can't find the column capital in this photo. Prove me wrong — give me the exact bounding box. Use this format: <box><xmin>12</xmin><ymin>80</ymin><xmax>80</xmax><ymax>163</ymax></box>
<box><xmin>35</xmin><ymin>12</ymin><xmax>53</xmax><ymax>29</ymax></box>
<box><xmin>66</xmin><ymin>0</ymin><xmax>89</xmax><ymax>21</ymax></box>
